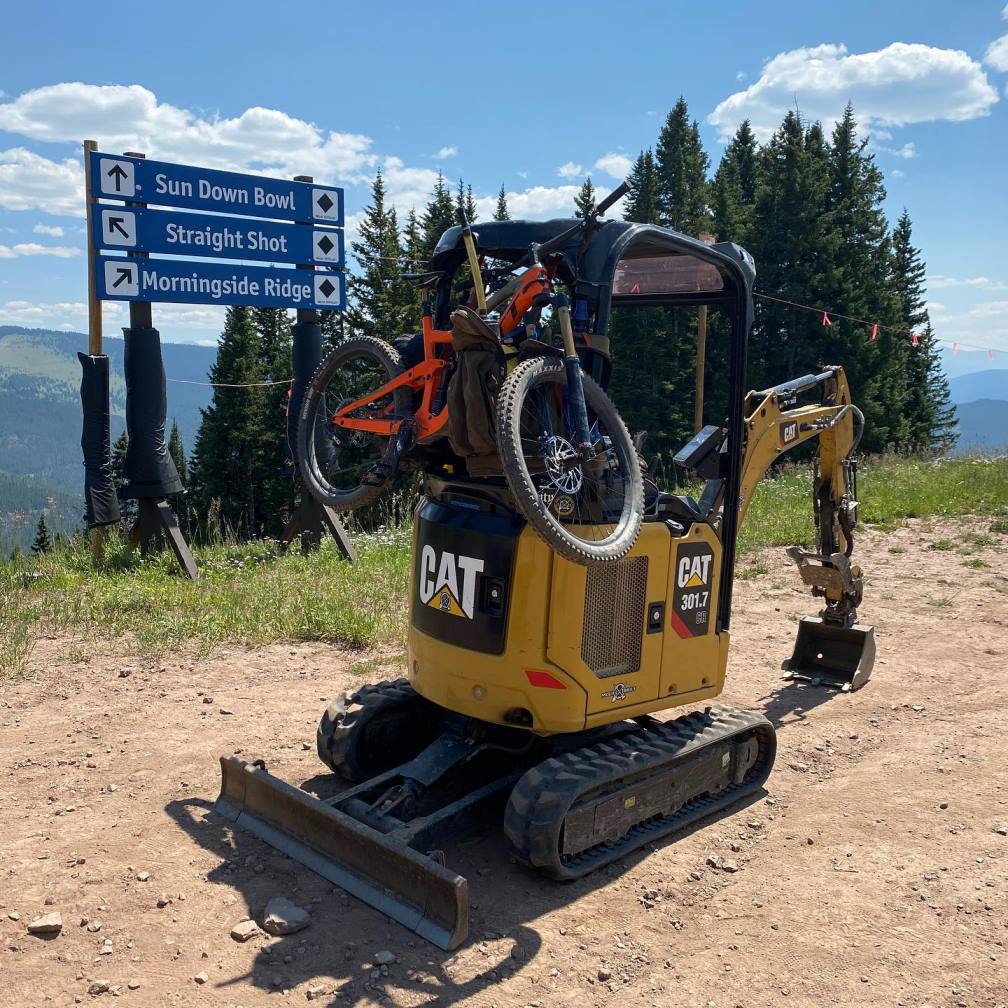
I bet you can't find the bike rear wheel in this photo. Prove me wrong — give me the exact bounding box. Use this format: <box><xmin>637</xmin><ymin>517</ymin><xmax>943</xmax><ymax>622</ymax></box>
<box><xmin>297</xmin><ymin>336</ymin><xmax>412</xmax><ymax>511</ymax></box>
<box><xmin>496</xmin><ymin>356</ymin><xmax>643</xmax><ymax>565</ymax></box>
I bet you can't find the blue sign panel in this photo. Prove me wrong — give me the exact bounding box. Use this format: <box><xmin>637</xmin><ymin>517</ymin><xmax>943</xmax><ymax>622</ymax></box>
<box><xmin>91</xmin><ymin>205</ymin><xmax>344</xmax><ymax>267</ymax></box>
<box><xmin>89</xmin><ymin>151</ymin><xmax>343</xmax><ymax>225</ymax></box>
<box><xmin>96</xmin><ymin>256</ymin><xmax>345</xmax><ymax>311</ymax></box>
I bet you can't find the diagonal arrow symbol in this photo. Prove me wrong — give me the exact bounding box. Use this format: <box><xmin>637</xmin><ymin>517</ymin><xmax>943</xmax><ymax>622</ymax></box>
<box><xmin>108</xmin><ymin>216</ymin><xmax>130</xmax><ymax>239</ymax></box>
<box><xmin>107</xmin><ymin>164</ymin><xmax>129</xmax><ymax>192</ymax></box>
<box><xmin>112</xmin><ymin>267</ymin><xmax>134</xmax><ymax>289</ymax></box>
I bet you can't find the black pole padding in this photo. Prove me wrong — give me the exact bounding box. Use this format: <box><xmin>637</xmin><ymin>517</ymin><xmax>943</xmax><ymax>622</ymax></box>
<box><xmin>120</xmin><ymin>325</ymin><xmax>182</xmax><ymax>499</ymax></box>
<box><xmin>78</xmin><ymin>352</ymin><xmax>121</xmax><ymax>528</ymax></box>
<box><xmin>287</xmin><ymin>317</ymin><xmax>334</xmax><ymax>469</ymax></box>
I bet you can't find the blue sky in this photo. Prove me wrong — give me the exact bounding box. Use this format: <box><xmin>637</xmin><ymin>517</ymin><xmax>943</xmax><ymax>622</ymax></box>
<box><xmin>1</xmin><ymin>0</ymin><xmax>1007</xmax><ymax>371</ymax></box>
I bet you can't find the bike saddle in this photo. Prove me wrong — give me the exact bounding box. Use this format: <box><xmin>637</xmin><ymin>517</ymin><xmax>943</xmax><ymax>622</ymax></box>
<box><xmin>401</xmin><ymin>270</ymin><xmax>446</xmax><ymax>289</ymax></box>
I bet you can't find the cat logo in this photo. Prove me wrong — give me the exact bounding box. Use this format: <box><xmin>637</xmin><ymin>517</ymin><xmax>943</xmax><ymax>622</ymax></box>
<box><xmin>677</xmin><ymin>552</ymin><xmax>713</xmax><ymax>589</ymax></box>
<box><xmin>418</xmin><ymin>545</ymin><xmax>484</xmax><ymax>620</ymax></box>
<box><xmin>780</xmin><ymin>420</ymin><xmax>799</xmax><ymax>447</ymax></box>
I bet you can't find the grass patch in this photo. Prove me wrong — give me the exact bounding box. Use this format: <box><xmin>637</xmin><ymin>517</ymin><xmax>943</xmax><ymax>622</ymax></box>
<box><xmin>3</xmin><ymin>454</ymin><xmax>1007</xmax><ymax>674</ymax></box>
<box><xmin>737</xmin><ymin>559</ymin><xmax>769</xmax><ymax>580</ymax></box>
<box><xmin>1</xmin><ymin>526</ymin><xmax>411</xmax><ymax>673</ymax></box>
<box><xmin>963</xmin><ymin>557</ymin><xmax>991</xmax><ymax>569</ymax></box>
<box><xmin>929</xmin><ymin>539</ymin><xmax>956</xmax><ymax>551</ymax></box>
<box><xmin>737</xmin><ymin>454</ymin><xmax>1008</xmax><ymax>556</ymax></box>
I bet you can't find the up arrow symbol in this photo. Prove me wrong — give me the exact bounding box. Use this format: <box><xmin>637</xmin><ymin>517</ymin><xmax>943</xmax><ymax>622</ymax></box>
<box><xmin>107</xmin><ymin>164</ymin><xmax>129</xmax><ymax>192</ymax></box>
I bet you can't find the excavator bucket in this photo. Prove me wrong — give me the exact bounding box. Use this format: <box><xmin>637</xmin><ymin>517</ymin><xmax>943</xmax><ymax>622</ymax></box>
<box><xmin>214</xmin><ymin>756</ymin><xmax>469</xmax><ymax>950</ymax></box>
<box><xmin>783</xmin><ymin>617</ymin><xmax>876</xmax><ymax>692</ymax></box>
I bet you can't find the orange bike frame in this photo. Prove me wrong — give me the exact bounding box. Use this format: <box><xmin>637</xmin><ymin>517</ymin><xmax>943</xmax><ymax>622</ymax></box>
<box><xmin>331</xmin><ymin>309</ymin><xmax>453</xmax><ymax>443</ymax></box>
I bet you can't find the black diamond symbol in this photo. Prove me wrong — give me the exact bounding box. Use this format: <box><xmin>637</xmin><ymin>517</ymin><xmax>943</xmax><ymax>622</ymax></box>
<box><xmin>319</xmin><ymin>279</ymin><xmax>336</xmax><ymax>298</ymax></box>
<box><xmin>316</xmin><ymin>193</ymin><xmax>334</xmax><ymax>213</ymax></box>
<box><xmin>317</xmin><ymin>234</ymin><xmax>335</xmax><ymax>254</ymax></box>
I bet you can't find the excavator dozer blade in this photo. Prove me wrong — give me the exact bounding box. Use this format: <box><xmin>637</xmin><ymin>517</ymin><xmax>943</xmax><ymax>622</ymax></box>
<box><xmin>783</xmin><ymin>617</ymin><xmax>876</xmax><ymax>692</ymax></box>
<box><xmin>215</xmin><ymin>756</ymin><xmax>468</xmax><ymax>950</ymax></box>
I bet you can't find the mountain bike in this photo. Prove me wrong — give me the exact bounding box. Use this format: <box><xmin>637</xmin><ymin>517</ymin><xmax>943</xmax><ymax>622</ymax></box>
<box><xmin>296</xmin><ymin>183</ymin><xmax>643</xmax><ymax>565</ymax></box>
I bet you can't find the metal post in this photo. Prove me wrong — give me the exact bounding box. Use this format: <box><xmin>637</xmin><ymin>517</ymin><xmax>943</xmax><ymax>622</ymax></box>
<box><xmin>84</xmin><ymin>140</ymin><xmax>106</xmax><ymax>562</ymax></box>
<box><xmin>695</xmin><ymin>304</ymin><xmax>707</xmax><ymax>433</ymax></box>
<box><xmin>280</xmin><ymin>175</ymin><xmax>355</xmax><ymax>560</ymax></box>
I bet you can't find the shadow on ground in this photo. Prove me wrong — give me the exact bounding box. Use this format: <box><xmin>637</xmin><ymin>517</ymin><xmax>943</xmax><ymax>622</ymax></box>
<box><xmin>166</xmin><ymin>772</ymin><xmax>768</xmax><ymax>1007</ymax></box>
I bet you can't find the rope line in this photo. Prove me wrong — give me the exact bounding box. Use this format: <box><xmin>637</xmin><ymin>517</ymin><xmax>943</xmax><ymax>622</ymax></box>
<box><xmin>754</xmin><ymin>291</ymin><xmax>998</xmax><ymax>355</ymax></box>
<box><xmin>166</xmin><ymin>377</ymin><xmax>293</xmax><ymax>388</ymax></box>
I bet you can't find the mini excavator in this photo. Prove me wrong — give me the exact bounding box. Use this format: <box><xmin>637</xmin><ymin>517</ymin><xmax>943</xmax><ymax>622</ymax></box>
<box><xmin>216</xmin><ymin>217</ymin><xmax>875</xmax><ymax>950</ymax></box>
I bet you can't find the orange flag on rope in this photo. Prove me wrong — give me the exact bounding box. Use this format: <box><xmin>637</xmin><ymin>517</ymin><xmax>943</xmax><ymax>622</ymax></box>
<box><xmin>952</xmin><ymin>342</ymin><xmax>958</xmax><ymax>354</ymax></box>
<box><xmin>821</xmin><ymin>311</ymin><xmax>832</xmax><ymax>327</ymax></box>
<box><xmin>911</xmin><ymin>332</ymin><xmax>920</xmax><ymax>347</ymax></box>
<box><xmin>870</xmin><ymin>323</ymin><xmax>878</xmax><ymax>341</ymax></box>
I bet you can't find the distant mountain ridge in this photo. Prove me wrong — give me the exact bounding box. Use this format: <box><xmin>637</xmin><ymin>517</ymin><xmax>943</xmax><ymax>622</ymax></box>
<box><xmin>0</xmin><ymin>326</ymin><xmax>216</xmax><ymax>550</ymax></box>
<box><xmin>0</xmin><ymin>326</ymin><xmax>215</xmax><ymax>489</ymax></box>
<box><xmin>948</xmin><ymin>369</ymin><xmax>1008</xmax><ymax>404</ymax></box>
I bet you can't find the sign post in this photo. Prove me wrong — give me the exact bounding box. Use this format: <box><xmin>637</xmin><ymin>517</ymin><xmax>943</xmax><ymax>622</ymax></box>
<box><xmin>86</xmin><ymin>149</ymin><xmax>349</xmax><ymax>573</ymax></box>
<box><xmin>280</xmin><ymin>175</ymin><xmax>355</xmax><ymax>560</ymax></box>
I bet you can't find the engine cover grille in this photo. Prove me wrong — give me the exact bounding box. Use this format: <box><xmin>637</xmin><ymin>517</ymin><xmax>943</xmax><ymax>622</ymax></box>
<box><xmin>581</xmin><ymin>556</ymin><xmax>647</xmax><ymax>678</ymax></box>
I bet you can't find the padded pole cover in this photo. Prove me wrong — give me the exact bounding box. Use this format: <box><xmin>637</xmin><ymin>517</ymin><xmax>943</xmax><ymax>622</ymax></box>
<box><xmin>121</xmin><ymin>325</ymin><xmax>182</xmax><ymax>499</ymax></box>
<box><xmin>287</xmin><ymin>318</ymin><xmax>334</xmax><ymax>469</ymax></box>
<box><xmin>78</xmin><ymin>352</ymin><xmax>121</xmax><ymax>528</ymax></box>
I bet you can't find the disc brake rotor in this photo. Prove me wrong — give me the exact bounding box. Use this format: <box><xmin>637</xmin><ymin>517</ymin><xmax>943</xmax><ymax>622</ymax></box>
<box><xmin>542</xmin><ymin>434</ymin><xmax>583</xmax><ymax>494</ymax></box>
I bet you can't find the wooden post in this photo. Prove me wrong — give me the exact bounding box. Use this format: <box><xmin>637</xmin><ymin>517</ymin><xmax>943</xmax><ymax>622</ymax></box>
<box><xmin>83</xmin><ymin>139</ymin><xmax>105</xmax><ymax>562</ymax></box>
<box><xmin>695</xmin><ymin>304</ymin><xmax>707</xmax><ymax>434</ymax></box>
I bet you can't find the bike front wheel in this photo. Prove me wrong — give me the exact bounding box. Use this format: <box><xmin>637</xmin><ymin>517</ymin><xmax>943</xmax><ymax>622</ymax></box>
<box><xmin>496</xmin><ymin>356</ymin><xmax>643</xmax><ymax>565</ymax></box>
<box><xmin>297</xmin><ymin>336</ymin><xmax>412</xmax><ymax>511</ymax></box>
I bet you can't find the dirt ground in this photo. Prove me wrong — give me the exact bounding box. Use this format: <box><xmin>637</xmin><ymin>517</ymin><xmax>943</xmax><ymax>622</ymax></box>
<box><xmin>3</xmin><ymin>517</ymin><xmax>1007</xmax><ymax>1008</ymax></box>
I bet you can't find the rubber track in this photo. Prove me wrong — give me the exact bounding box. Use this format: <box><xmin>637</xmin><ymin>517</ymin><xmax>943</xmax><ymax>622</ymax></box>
<box><xmin>503</xmin><ymin>706</ymin><xmax>776</xmax><ymax>879</ymax></box>
<box><xmin>316</xmin><ymin>678</ymin><xmax>435</xmax><ymax>781</ymax></box>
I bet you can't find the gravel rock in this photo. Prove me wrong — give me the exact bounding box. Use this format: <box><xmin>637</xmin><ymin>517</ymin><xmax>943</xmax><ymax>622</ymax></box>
<box><xmin>193</xmin><ymin>972</ymin><xmax>208</xmax><ymax>985</ymax></box>
<box><xmin>88</xmin><ymin>981</ymin><xmax>110</xmax><ymax>996</ymax></box>
<box><xmin>306</xmin><ymin>983</ymin><xmax>330</xmax><ymax>1000</ymax></box>
<box><xmin>135</xmin><ymin>871</ymin><xmax>149</xmax><ymax>882</ymax></box>
<box><xmin>598</xmin><ymin>969</ymin><xmax>612</xmax><ymax>982</ymax></box>
<box><xmin>262</xmin><ymin>897</ymin><xmax>310</xmax><ymax>936</ymax></box>
<box><xmin>721</xmin><ymin>859</ymin><xmax>740</xmax><ymax>873</ymax></box>
<box><xmin>156</xmin><ymin>895</ymin><xmax>171</xmax><ymax>908</ymax></box>
<box><xmin>231</xmin><ymin>919</ymin><xmax>261</xmax><ymax>942</ymax></box>
<box><xmin>789</xmin><ymin>762</ymin><xmax>809</xmax><ymax>773</ymax></box>
<box><xmin>126</xmin><ymin>981</ymin><xmax>140</xmax><ymax>991</ymax></box>
<box><xmin>374</xmin><ymin>950</ymin><xmax>395</xmax><ymax>965</ymax></box>
<box><xmin>27</xmin><ymin>912</ymin><xmax>62</xmax><ymax>935</ymax></box>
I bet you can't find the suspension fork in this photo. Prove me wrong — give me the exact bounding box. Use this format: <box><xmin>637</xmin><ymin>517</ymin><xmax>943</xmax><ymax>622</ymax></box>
<box><xmin>554</xmin><ymin>294</ymin><xmax>594</xmax><ymax>460</ymax></box>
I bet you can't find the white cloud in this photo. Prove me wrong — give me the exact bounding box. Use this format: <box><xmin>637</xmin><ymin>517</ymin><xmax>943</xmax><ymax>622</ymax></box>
<box><xmin>0</xmin><ymin>242</ymin><xmax>79</xmax><ymax>259</ymax></box>
<box><xmin>593</xmin><ymin>152</ymin><xmax>632</xmax><ymax>179</ymax></box>
<box><xmin>0</xmin><ymin>298</ymin><xmax>225</xmax><ymax>334</ymax></box>
<box><xmin>891</xmin><ymin>168</ymin><xmax>906</xmax><ymax>177</ymax></box>
<box><xmin>708</xmin><ymin>42</ymin><xmax>999</xmax><ymax>141</ymax></box>
<box><xmin>472</xmin><ymin>183</ymin><xmax>625</xmax><ymax>223</ymax></box>
<box><xmin>0</xmin><ymin>147</ymin><xmax>83</xmax><ymax>216</ymax></box>
<box><xmin>735</xmin><ymin>71</ymin><xmax>747</xmax><ymax>82</ymax></box>
<box><xmin>928</xmin><ymin>275</ymin><xmax>1008</xmax><ymax>292</ymax></box>
<box><xmin>0</xmin><ymin>83</ymin><xmax>376</xmax><ymax>181</ymax></box>
<box><xmin>556</xmin><ymin>162</ymin><xmax>583</xmax><ymax>179</ymax></box>
<box><xmin>33</xmin><ymin>223</ymin><xmax>65</xmax><ymax>237</ymax></box>
<box><xmin>985</xmin><ymin>34</ymin><xmax>1008</xmax><ymax>72</ymax></box>
<box><xmin>433</xmin><ymin>145</ymin><xmax>458</xmax><ymax>159</ymax></box>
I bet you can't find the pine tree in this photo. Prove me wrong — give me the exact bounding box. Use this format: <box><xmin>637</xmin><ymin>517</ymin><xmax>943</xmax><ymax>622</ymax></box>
<box><xmin>111</xmin><ymin>429</ymin><xmax>135</xmax><ymax>521</ymax></box>
<box><xmin>710</xmin><ymin>120</ymin><xmax>758</xmax><ymax>245</ymax></box>
<box><xmin>823</xmin><ymin>104</ymin><xmax>907</xmax><ymax>451</ymax></box>
<box><xmin>493</xmin><ymin>186</ymin><xmax>510</xmax><ymax>221</ymax></box>
<box><xmin>345</xmin><ymin>171</ymin><xmax>408</xmax><ymax>341</ymax></box>
<box><xmin>189</xmin><ymin>306</ymin><xmax>265</xmax><ymax>539</ymax></box>
<box><xmin>455</xmin><ymin>179</ymin><xmax>478</xmax><ymax>224</ymax></box>
<box><xmin>892</xmin><ymin>210</ymin><xmax>957</xmax><ymax>451</ymax></box>
<box><xmin>623</xmin><ymin>150</ymin><xmax>660</xmax><ymax>224</ymax></box>
<box><xmin>574</xmin><ymin>177</ymin><xmax>596</xmax><ymax>218</ymax></box>
<box><xmin>655</xmin><ymin>97</ymin><xmax>711</xmax><ymax>233</ymax></box>
<box><xmin>747</xmin><ymin>111</ymin><xmax>835</xmax><ymax>394</ymax></box>
<box><xmin>167</xmin><ymin>419</ymin><xmax>188</xmax><ymax>488</ymax></box>
<box><xmin>31</xmin><ymin>513</ymin><xmax>51</xmax><ymax>554</ymax></box>
<box><xmin>420</xmin><ymin>173</ymin><xmax>456</xmax><ymax>260</ymax></box>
